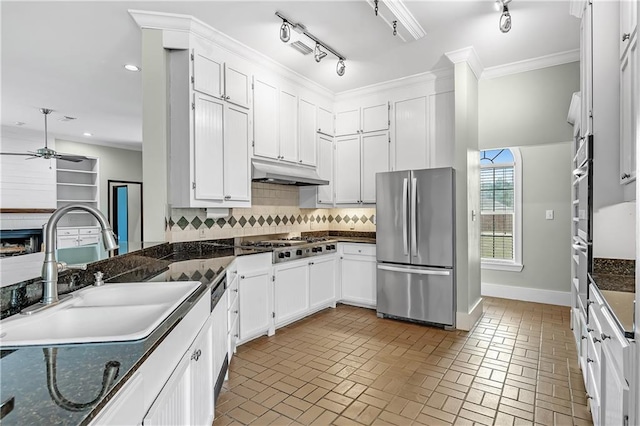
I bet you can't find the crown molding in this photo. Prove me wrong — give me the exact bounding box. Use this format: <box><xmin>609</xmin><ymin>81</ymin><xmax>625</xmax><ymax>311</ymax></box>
<box><xmin>335</xmin><ymin>67</ymin><xmax>453</xmax><ymax>100</ymax></box>
<box><xmin>128</xmin><ymin>9</ymin><xmax>334</xmax><ymax>102</ymax></box>
<box><xmin>445</xmin><ymin>46</ymin><xmax>483</xmax><ymax>80</ymax></box>
<box><xmin>481</xmin><ymin>49</ymin><xmax>580</xmax><ymax>80</ymax></box>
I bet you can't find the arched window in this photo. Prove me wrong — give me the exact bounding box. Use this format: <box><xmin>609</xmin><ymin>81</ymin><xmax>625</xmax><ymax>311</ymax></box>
<box><xmin>480</xmin><ymin>148</ymin><xmax>523</xmax><ymax>271</ymax></box>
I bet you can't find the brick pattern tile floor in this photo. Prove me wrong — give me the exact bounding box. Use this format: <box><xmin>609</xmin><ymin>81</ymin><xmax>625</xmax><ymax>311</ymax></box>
<box><xmin>213</xmin><ymin>297</ymin><xmax>592</xmax><ymax>425</ymax></box>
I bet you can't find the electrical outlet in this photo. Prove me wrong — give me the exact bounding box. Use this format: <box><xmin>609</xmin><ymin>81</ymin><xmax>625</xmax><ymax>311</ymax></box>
<box><xmin>199</xmin><ymin>228</ymin><xmax>206</xmax><ymax>238</ymax></box>
<box><xmin>545</xmin><ymin>210</ymin><xmax>554</xmax><ymax>220</ymax></box>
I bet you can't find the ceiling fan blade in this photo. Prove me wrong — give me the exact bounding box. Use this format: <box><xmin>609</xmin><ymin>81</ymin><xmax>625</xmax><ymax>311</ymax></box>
<box><xmin>57</xmin><ymin>153</ymin><xmax>89</xmax><ymax>162</ymax></box>
<box><xmin>0</xmin><ymin>152</ymin><xmax>34</xmax><ymax>157</ymax></box>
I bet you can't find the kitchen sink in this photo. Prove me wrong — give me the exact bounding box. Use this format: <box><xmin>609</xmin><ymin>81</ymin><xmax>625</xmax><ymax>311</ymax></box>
<box><xmin>0</xmin><ymin>281</ymin><xmax>202</xmax><ymax>347</ymax></box>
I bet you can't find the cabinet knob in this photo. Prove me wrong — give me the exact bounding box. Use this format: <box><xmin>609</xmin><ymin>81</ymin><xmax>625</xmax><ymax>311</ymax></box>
<box><xmin>299</xmin><ymin>160</ymin><xmax>303</xmax><ymax>163</ymax></box>
<box><xmin>233</xmin><ymin>289</ymin><xmax>238</xmax><ymax>293</ymax></box>
<box><xmin>234</xmin><ymin>334</ymin><xmax>239</xmax><ymax>338</ymax></box>
<box><xmin>587</xmin><ymin>300</ymin><xmax>594</xmax><ymax>306</ymax></box>
<box><xmin>191</xmin><ymin>349</ymin><xmax>202</xmax><ymax>361</ymax></box>
<box><xmin>586</xmin><ymin>357</ymin><xmax>594</xmax><ymax>363</ymax></box>
<box><xmin>621</xmin><ymin>173</ymin><xmax>631</xmax><ymax>180</ymax></box>
<box><xmin>622</xmin><ymin>33</ymin><xmax>630</xmax><ymax>41</ymax></box>
<box><xmin>318</xmin><ymin>128</ymin><xmax>322</xmax><ymax>132</ymax></box>
<box><xmin>586</xmin><ymin>393</ymin><xmax>593</xmax><ymax>400</ymax></box>
<box><xmin>587</xmin><ymin>327</ymin><xmax>594</xmax><ymax>332</ymax></box>
<box><xmin>224</xmin><ymin>195</ymin><xmax>231</xmax><ymax>200</ymax></box>
<box><xmin>601</xmin><ymin>333</ymin><xmax>611</xmax><ymax>341</ymax></box>
<box><xmin>581</xmin><ymin>335</ymin><xmax>587</xmax><ymax>340</ymax></box>
<box><xmin>234</xmin><ymin>310</ymin><xmax>239</xmax><ymax>314</ymax></box>
<box><xmin>240</xmin><ymin>275</ymin><xmax>245</xmax><ymax>279</ymax></box>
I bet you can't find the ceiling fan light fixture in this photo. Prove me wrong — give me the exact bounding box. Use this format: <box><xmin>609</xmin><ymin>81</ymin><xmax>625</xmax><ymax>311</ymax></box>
<box><xmin>500</xmin><ymin>6</ymin><xmax>512</xmax><ymax>33</ymax></box>
<box><xmin>280</xmin><ymin>21</ymin><xmax>291</xmax><ymax>42</ymax></box>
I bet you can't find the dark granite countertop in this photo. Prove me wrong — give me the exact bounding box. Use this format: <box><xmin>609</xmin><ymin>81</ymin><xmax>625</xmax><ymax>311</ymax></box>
<box><xmin>0</xmin><ymin>240</ymin><xmax>249</xmax><ymax>425</ymax></box>
<box><xmin>302</xmin><ymin>231</ymin><xmax>376</xmax><ymax>245</ymax></box>
<box><xmin>590</xmin><ymin>258</ymin><xmax>636</xmax><ymax>338</ymax></box>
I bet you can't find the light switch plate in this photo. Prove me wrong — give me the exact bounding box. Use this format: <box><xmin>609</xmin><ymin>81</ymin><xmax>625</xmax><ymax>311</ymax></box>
<box><xmin>545</xmin><ymin>210</ymin><xmax>554</xmax><ymax>220</ymax></box>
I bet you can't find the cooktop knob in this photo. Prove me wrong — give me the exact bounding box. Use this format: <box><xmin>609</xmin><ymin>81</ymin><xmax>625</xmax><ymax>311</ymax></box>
<box><xmin>278</xmin><ymin>252</ymin><xmax>285</xmax><ymax>258</ymax></box>
<box><xmin>284</xmin><ymin>252</ymin><xmax>291</xmax><ymax>257</ymax></box>
<box><xmin>296</xmin><ymin>249</ymin><xmax>303</xmax><ymax>255</ymax></box>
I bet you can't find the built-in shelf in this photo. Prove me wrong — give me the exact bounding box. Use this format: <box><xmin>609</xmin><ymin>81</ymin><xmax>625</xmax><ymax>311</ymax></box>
<box><xmin>56</xmin><ymin>157</ymin><xmax>99</xmax><ymax>227</ymax></box>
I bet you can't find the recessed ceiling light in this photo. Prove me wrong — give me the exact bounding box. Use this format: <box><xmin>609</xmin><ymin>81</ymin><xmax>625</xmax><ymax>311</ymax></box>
<box><xmin>83</xmin><ymin>132</ymin><xmax>93</xmax><ymax>137</ymax></box>
<box><xmin>124</xmin><ymin>64</ymin><xmax>141</xmax><ymax>72</ymax></box>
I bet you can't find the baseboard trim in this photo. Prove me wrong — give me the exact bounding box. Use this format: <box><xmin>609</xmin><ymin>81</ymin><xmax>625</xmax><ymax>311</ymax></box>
<box><xmin>482</xmin><ymin>282</ymin><xmax>571</xmax><ymax>306</ymax></box>
<box><xmin>456</xmin><ymin>297</ymin><xmax>484</xmax><ymax>331</ymax></box>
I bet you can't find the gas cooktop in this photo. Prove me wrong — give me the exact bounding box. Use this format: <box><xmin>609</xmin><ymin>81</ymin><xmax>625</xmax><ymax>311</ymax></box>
<box><xmin>241</xmin><ymin>237</ymin><xmax>338</xmax><ymax>263</ymax></box>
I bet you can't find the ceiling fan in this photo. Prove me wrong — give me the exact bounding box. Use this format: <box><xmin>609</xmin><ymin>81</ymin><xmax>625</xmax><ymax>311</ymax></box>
<box><xmin>0</xmin><ymin>108</ymin><xmax>89</xmax><ymax>162</ymax></box>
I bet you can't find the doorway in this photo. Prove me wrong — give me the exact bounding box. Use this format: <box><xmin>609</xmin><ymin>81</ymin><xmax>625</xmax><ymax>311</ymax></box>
<box><xmin>108</xmin><ymin>180</ymin><xmax>143</xmax><ymax>252</ymax></box>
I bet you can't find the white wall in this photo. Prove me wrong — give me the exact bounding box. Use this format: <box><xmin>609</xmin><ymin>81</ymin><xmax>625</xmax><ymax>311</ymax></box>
<box><xmin>593</xmin><ymin>201</ymin><xmax>636</xmax><ymax>259</ymax></box>
<box><xmin>479</xmin><ymin>62</ymin><xmax>579</xmax><ymax>303</ymax></box>
<box><xmin>55</xmin><ymin>139</ymin><xmax>142</xmax><ymax>215</ymax></box>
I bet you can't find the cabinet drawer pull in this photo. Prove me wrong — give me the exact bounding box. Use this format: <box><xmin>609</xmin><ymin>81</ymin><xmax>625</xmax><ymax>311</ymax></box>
<box><xmin>581</xmin><ymin>335</ymin><xmax>587</xmax><ymax>340</ymax></box>
<box><xmin>593</xmin><ymin>337</ymin><xmax>601</xmax><ymax>343</ymax></box>
<box><xmin>234</xmin><ymin>334</ymin><xmax>239</xmax><ymax>338</ymax></box>
<box><xmin>191</xmin><ymin>349</ymin><xmax>202</xmax><ymax>361</ymax></box>
<box><xmin>586</xmin><ymin>393</ymin><xmax>593</xmax><ymax>400</ymax></box>
<box><xmin>233</xmin><ymin>289</ymin><xmax>238</xmax><ymax>293</ymax></box>
<box><xmin>234</xmin><ymin>310</ymin><xmax>239</xmax><ymax>314</ymax></box>
<box><xmin>586</xmin><ymin>357</ymin><xmax>594</xmax><ymax>363</ymax></box>
<box><xmin>621</xmin><ymin>173</ymin><xmax>631</xmax><ymax>180</ymax></box>
<box><xmin>622</xmin><ymin>33</ymin><xmax>630</xmax><ymax>41</ymax></box>
<box><xmin>601</xmin><ymin>333</ymin><xmax>611</xmax><ymax>341</ymax></box>
<box><xmin>240</xmin><ymin>275</ymin><xmax>245</xmax><ymax>279</ymax></box>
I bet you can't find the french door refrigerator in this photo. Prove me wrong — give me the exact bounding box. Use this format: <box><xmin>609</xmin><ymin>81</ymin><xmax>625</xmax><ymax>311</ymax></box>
<box><xmin>376</xmin><ymin>167</ymin><xmax>456</xmax><ymax>327</ymax></box>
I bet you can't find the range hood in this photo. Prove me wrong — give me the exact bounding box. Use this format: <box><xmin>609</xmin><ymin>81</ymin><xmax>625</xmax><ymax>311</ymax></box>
<box><xmin>251</xmin><ymin>158</ymin><xmax>328</xmax><ymax>186</ymax></box>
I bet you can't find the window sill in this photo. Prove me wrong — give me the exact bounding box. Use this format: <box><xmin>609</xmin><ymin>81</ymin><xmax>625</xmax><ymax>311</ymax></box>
<box><xmin>481</xmin><ymin>261</ymin><xmax>524</xmax><ymax>272</ymax></box>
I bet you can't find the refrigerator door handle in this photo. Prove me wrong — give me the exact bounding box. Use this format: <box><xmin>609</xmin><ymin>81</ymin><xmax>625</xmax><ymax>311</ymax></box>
<box><xmin>402</xmin><ymin>178</ymin><xmax>409</xmax><ymax>255</ymax></box>
<box><xmin>377</xmin><ymin>264</ymin><xmax>451</xmax><ymax>276</ymax></box>
<box><xmin>411</xmin><ymin>177</ymin><xmax>418</xmax><ymax>256</ymax></box>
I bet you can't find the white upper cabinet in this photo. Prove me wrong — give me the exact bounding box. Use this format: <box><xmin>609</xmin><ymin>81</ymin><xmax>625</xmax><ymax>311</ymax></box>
<box><xmin>168</xmin><ymin>49</ymin><xmax>251</xmax><ymax>208</ymax></box>
<box><xmin>192</xmin><ymin>49</ymin><xmax>223</xmax><ymax>99</ymax></box>
<box><xmin>193</xmin><ymin>93</ymin><xmax>225</xmax><ymax>202</ymax></box>
<box><xmin>336</xmin><ymin>102</ymin><xmax>389</xmax><ymax>136</ymax></box>
<box><xmin>253</xmin><ymin>74</ymin><xmax>319</xmax><ymax>167</ymax></box>
<box><xmin>335</xmin><ymin>130</ymin><xmax>389</xmax><ymax>204</ymax></box>
<box><xmin>224</xmin><ymin>62</ymin><xmax>251</xmax><ymax>109</ymax></box>
<box><xmin>316</xmin><ymin>135</ymin><xmax>334</xmax><ymax>205</ymax></box>
<box><xmin>192</xmin><ymin>49</ymin><xmax>251</xmax><ymax>109</ymax></box>
<box><xmin>279</xmin><ymin>88</ymin><xmax>299</xmax><ymax>163</ymax></box>
<box><xmin>253</xmin><ymin>75</ymin><xmax>280</xmax><ymax>160</ymax></box>
<box><xmin>335</xmin><ymin>108</ymin><xmax>360</xmax><ymax>136</ymax></box>
<box><xmin>298</xmin><ymin>98</ymin><xmax>317</xmax><ymax>166</ymax></box>
<box><xmin>394</xmin><ymin>96</ymin><xmax>428</xmax><ymax>171</ymax></box>
<box><xmin>317</xmin><ymin>106</ymin><xmax>334</xmax><ymax>136</ymax></box>
<box><xmin>620</xmin><ymin>33</ymin><xmax>637</xmax><ymax>184</ymax></box>
<box><xmin>429</xmin><ymin>91</ymin><xmax>455</xmax><ymax>169</ymax></box>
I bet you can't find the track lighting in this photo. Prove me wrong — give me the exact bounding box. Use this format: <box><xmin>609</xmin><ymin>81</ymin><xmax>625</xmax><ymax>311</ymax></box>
<box><xmin>496</xmin><ymin>0</ymin><xmax>512</xmax><ymax>33</ymax></box>
<box><xmin>275</xmin><ymin>11</ymin><xmax>347</xmax><ymax>77</ymax></box>
<box><xmin>280</xmin><ymin>21</ymin><xmax>290</xmax><ymax>42</ymax></box>
<box><xmin>336</xmin><ymin>59</ymin><xmax>346</xmax><ymax>77</ymax></box>
<box><xmin>314</xmin><ymin>43</ymin><xmax>327</xmax><ymax>63</ymax></box>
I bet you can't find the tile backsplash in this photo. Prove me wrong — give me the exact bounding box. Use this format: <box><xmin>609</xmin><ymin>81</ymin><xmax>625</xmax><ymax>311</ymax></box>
<box><xmin>167</xmin><ymin>182</ymin><xmax>376</xmax><ymax>242</ymax></box>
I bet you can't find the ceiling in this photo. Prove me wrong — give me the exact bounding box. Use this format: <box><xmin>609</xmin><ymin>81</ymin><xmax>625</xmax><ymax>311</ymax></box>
<box><xmin>1</xmin><ymin>1</ymin><xmax>580</xmax><ymax>151</ymax></box>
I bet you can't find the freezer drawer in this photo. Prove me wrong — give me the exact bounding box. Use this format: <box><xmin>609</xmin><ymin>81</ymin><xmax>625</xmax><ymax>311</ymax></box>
<box><xmin>376</xmin><ymin>263</ymin><xmax>455</xmax><ymax>326</ymax></box>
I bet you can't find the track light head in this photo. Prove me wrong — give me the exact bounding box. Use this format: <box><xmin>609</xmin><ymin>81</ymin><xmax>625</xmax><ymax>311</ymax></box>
<box><xmin>336</xmin><ymin>59</ymin><xmax>346</xmax><ymax>76</ymax></box>
<box><xmin>280</xmin><ymin>21</ymin><xmax>290</xmax><ymax>42</ymax></box>
<box><xmin>499</xmin><ymin>5</ymin><xmax>512</xmax><ymax>33</ymax></box>
<box><xmin>314</xmin><ymin>43</ymin><xmax>328</xmax><ymax>63</ymax></box>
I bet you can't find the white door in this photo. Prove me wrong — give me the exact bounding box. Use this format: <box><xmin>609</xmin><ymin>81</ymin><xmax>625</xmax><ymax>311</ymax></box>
<box><xmin>253</xmin><ymin>76</ymin><xmax>279</xmax><ymax>160</ymax></box>
<box><xmin>335</xmin><ymin>108</ymin><xmax>360</xmax><ymax>136</ymax></box>
<box><xmin>239</xmin><ymin>271</ymin><xmax>271</xmax><ymax>341</ymax></box>
<box><xmin>211</xmin><ymin>300</ymin><xmax>228</xmax><ymax>383</ymax></box>
<box><xmin>193</xmin><ymin>93</ymin><xmax>224</xmax><ymax>201</ymax></box>
<box><xmin>394</xmin><ymin>96</ymin><xmax>428</xmax><ymax>171</ymax></box>
<box><xmin>192</xmin><ymin>49</ymin><xmax>223</xmax><ymax>99</ymax></box>
<box><xmin>361</xmin><ymin>103</ymin><xmax>388</xmax><ymax>133</ymax></box>
<box><xmin>600</xmin><ymin>342</ymin><xmax>629</xmax><ymax>426</ymax></box>
<box><xmin>334</xmin><ymin>135</ymin><xmax>361</xmax><ymax>204</ymax></box>
<box><xmin>190</xmin><ymin>318</ymin><xmax>214</xmax><ymax>426</ymax></box>
<box><xmin>341</xmin><ymin>256</ymin><xmax>376</xmax><ymax>306</ymax></box>
<box><xmin>361</xmin><ymin>131</ymin><xmax>389</xmax><ymax>203</ymax></box>
<box><xmin>309</xmin><ymin>256</ymin><xmax>336</xmax><ymax>310</ymax></box>
<box><xmin>316</xmin><ymin>135</ymin><xmax>334</xmax><ymax>205</ymax></box>
<box><xmin>279</xmin><ymin>88</ymin><xmax>298</xmax><ymax>162</ymax></box>
<box><xmin>224</xmin><ymin>62</ymin><xmax>251</xmax><ymax>109</ymax></box>
<box><xmin>298</xmin><ymin>98</ymin><xmax>317</xmax><ymax>166</ymax></box>
<box><xmin>224</xmin><ymin>105</ymin><xmax>251</xmax><ymax>201</ymax></box>
<box><xmin>274</xmin><ymin>261</ymin><xmax>309</xmax><ymax>327</ymax></box>
<box><xmin>620</xmin><ymin>34</ymin><xmax>637</xmax><ymax>183</ymax></box>
<box><xmin>317</xmin><ymin>106</ymin><xmax>333</xmax><ymax>136</ymax></box>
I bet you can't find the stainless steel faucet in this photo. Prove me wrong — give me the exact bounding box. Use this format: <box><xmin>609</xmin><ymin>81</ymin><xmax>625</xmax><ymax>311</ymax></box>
<box><xmin>23</xmin><ymin>204</ymin><xmax>118</xmax><ymax>314</ymax></box>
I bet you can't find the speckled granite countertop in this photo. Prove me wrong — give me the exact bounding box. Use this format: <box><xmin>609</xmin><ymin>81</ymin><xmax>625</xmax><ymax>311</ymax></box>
<box><xmin>302</xmin><ymin>231</ymin><xmax>376</xmax><ymax>245</ymax></box>
<box><xmin>590</xmin><ymin>258</ymin><xmax>636</xmax><ymax>338</ymax></box>
<box><xmin>0</xmin><ymin>239</ymin><xmax>263</xmax><ymax>425</ymax></box>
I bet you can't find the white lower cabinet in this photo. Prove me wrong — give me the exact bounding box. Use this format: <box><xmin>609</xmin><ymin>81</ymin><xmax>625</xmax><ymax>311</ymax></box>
<box><xmin>236</xmin><ymin>253</ymin><xmax>273</xmax><ymax>344</ymax></box>
<box><xmin>227</xmin><ymin>265</ymin><xmax>239</xmax><ymax>360</ymax></box>
<box><xmin>339</xmin><ymin>244</ymin><xmax>377</xmax><ymax>308</ymax></box>
<box><xmin>309</xmin><ymin>256</ymin><xmax>336</xmax><ymax>311</ymax></box>
<box><xmin>144</xmin><ymin>316</ymin><xmax>214</xmax><ymax>426</ymax></box>
<box><xmin>274</xmin><ymin>260</ymin><xmax>309</xmax><ymax>327</ymax></box>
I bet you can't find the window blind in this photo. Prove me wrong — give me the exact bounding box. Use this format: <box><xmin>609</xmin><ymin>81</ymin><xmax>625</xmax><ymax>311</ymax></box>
<box><xmin>480</xmin><ymin>165</ymin><xmax>515</xmax><ymax>260</ymax></box>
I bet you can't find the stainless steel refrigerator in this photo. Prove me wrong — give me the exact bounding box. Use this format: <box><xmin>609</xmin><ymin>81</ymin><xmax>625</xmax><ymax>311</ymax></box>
<box><xmin>376</xmin><ymin>167</ymin><xmax>455</xmax><ymax>326</ymax></box>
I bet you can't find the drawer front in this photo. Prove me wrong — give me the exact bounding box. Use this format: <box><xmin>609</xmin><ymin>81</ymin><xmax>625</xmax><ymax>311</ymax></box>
<box><xmin>79</xmin><ymin>227</ymin><xmax>100</xmax><ymax>235</ymax></box>
<box><xmin>228</xmin><ymin>294</ymin><xmax>239</xmax><ymax>331</ymax></box>
<box><xmin>342</xmin><ymin>244</ymin><xmax>376</xmax><ymax>256</ymax></box>
<box><xmin>598</xmin><ymin>305</ymin><xmax>630</xmax><ymax>376</ymax></box>
<box><xmin>78</xmin><ymin>236</ymin><xmax>100</xmax><ymax>246</ymax></box>
<box><xmin>587</xmin><ymin>361</ymin><xmax>601</xmax><ymax>426</ymax></box>
<box><xmin>57</xmin><ymin>228</ymin><xmax>78</xmax><ymax>236</ymax></box>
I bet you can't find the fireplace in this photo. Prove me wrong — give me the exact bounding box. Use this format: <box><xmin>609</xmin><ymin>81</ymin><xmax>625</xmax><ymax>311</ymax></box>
<box><xmin>0</xmin><ymin>229</ymin><xmax>43</xmax><ymax>257</ymax></box>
